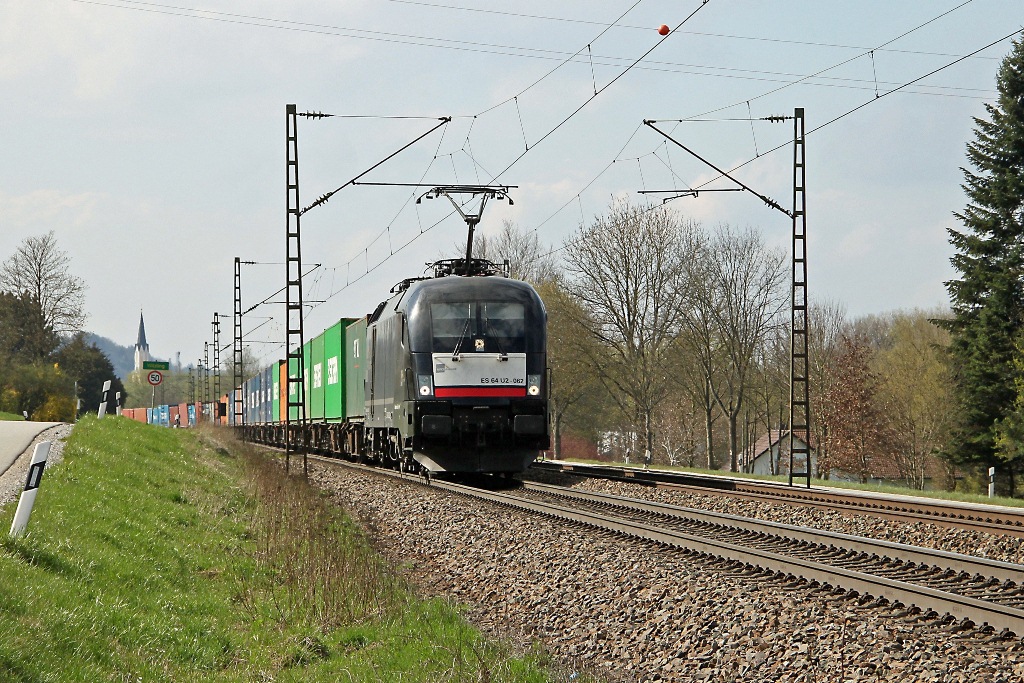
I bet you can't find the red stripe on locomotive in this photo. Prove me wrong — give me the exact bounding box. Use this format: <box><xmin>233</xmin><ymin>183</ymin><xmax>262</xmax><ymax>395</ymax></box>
<box><xmin>434</xmin><ymin>386</ymin><xmax>527</xmax><ymax>398</ymax></box>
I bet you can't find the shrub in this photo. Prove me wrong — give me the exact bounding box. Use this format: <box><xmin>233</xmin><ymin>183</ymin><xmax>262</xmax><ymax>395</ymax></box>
<box><xmin>32</xmin><ymin>393</ymin><xmax>76</xmax><ymax>422</ymax></box>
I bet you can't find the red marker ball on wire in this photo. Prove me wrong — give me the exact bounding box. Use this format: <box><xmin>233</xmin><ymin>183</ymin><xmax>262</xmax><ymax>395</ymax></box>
<box><xmin>658</xmin><ymin>24</ymin><xmax>670</xmax><ymax>36</ymax></box>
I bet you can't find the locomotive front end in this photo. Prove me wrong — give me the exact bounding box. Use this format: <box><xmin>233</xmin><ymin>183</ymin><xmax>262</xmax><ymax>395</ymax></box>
<box><xmin>406</xmin><ymin>277</ymin><xmax>549</xmax><ymax>473</ymax></box>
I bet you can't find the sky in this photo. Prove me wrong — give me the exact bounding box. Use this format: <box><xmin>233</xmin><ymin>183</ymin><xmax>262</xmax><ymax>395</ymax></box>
<box><xmin>2</xmin><ymin>0</ymin><xmax>1021</xmax><ymax>371</ymax></box>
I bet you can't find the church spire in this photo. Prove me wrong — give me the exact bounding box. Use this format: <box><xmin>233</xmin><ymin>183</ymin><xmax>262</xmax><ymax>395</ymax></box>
<box><xmin>136</xmin><ymin>310</ymin><xmax>148</xmax><ymax>350</ymax></box>
<box><xmin>134</xmin><ymin>310</ymin><xmax>151</xmax><ymax>372</ymax></box>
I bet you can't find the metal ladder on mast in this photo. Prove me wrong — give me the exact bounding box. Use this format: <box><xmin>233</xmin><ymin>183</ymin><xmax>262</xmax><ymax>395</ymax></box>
<box><xmin>788</xmin><ymin>108</ymin><xmax>811</xmax><ymax>487</ymax></box>
<box><xmin>285</xmin><ymin>104</ymin><xmax>307</xmax><ymax>474</ymax></box>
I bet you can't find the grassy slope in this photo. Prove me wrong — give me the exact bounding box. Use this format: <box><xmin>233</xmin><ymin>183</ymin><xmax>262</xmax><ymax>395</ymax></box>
<box><xmin>0</xmin><ymin>418</ymin><xmax>562</xmax><ymax>682</ymax></box>
<box><xmin>0</xmin><ymin>412</ymin><xmax>25</xmax><ymax>421</ymax></box>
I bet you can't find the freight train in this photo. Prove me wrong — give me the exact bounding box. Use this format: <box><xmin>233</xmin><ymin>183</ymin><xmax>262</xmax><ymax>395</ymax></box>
<box><xmin>222</xmin><ymin>256</ymin><xmax>549</xmax><ymax>475</ymax></box>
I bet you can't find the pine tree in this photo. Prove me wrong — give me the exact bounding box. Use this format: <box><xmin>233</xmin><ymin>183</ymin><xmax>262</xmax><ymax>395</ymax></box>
<box><xmin>943</xmin><ymin>37</ymin><xmax>1024</xmax><ymax>490</ymax></box>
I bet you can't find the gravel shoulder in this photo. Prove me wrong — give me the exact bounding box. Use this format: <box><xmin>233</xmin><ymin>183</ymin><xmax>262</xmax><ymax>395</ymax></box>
<box><xmin>311</xmin><ymin>464</ymin><xmax>1024</xmax><ymax>683</ymax></box>
<box><xmin>0</xmin><ymin>423</ymin><xmax>75</xmax><ymax>506</ymax></box>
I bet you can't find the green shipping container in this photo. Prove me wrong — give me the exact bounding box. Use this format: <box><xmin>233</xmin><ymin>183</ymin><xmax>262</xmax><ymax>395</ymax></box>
<box><xmin>285</xmin><ymin>342</ymin><xmax>316</xmax><ymax>422</ymax></box>
<box><xmin>324</xmin><ymin>319</ymin><xmax>356</xmax><ymax>422</ymax></box>
<box><xmin>309</xmin><ymin>330</ymin><xmax>327</xmax><ymax>421</ymax></box>
<box><xmin>287</xmin><ymin>353</ymin><xmax>300</xmax><ymax>421</ymax></box>
<box><xmin>344</xmin><ymin>317</ymin><xmax>367</xmax><ymax>420</ymax></box>
<box><xmin>303</xmin><ymin>340</ymin><xmax>312</xmax><ymax>421</ymax></box>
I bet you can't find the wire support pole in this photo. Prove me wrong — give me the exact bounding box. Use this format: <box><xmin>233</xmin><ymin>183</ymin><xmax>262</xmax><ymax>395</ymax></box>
<box><xmin>788</xmin><ymin>107</ymin><xmax>811</xmax><ymax>488</ymax></box>
<box><xmin>285</xmin><ymin>104</ymin><xmax>308</xmax><ymax>475</ymax></box>
<box><xmin>642</xmin><ymin>110</ymin><xmax>810</xmax><ymax>484</ymax></box>
<box><xmin>212</xmin><ymin>313</ymin><xmax>221</xmax><ymax>417</ymax></box>
<box><xmin>233</xmin><ymin>257</ymin><xmax>244</xmax><ymax>430</ymax></box>
<box><xmin>203</xmin><ymin>342</ymin><xmax>210</xmax><ymax>406</ymax></box>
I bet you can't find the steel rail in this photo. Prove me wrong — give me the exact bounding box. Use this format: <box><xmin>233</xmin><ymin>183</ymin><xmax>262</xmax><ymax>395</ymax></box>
<box><xmin>531</xmin><ymin>461</ymin><xmax>1024</xmax><ymax>537</ymax></box>
<box><xmin>520</xmin><ymin>481</ymin><xmax>1024</xmax><ymax>584</ymax></box>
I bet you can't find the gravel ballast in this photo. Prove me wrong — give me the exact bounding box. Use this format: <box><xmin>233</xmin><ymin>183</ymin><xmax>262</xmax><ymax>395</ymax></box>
<box><xmin>312</xmin><ymin>464</ymin><xmax>1024</xmax><ymax>683</ymax></box>
<box><xmin>524</xmin><ymin>472</ymin><xmax>1023</xmax><ymax>566</ymax></box>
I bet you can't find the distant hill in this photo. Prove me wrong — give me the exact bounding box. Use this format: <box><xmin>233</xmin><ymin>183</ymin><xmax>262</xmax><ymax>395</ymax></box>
<box><xmin>82</xmin><ymin>333</ymin><xmax>135</xmax><ymax>381</ymax></box>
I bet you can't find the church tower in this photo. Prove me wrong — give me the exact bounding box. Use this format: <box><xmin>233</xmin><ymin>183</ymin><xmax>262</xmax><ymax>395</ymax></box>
<box><xmin>134</xmin><ymin>310</ymin><xmax>151</xmax><ymax>372</ymax></box>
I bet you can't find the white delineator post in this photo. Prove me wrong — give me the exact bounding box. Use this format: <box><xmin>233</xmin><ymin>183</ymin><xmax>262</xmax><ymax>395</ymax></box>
<box><xmin>97</xmin><ymin>380</ymin><xmax>112</xmax><ymax>418</ymax></box>
<box><xmin>989</xmin><ymin>466</ymin><xmax>996</xmax><ymax>498</ymax></box>
<box><xmin>10</xmin><ymin>441</ymin><xmax>50</xmax><ymax>537</ymax></box>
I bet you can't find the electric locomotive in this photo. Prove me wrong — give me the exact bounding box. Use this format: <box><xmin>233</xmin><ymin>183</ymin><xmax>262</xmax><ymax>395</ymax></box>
<box><xmin>361</xmin><ymin>257</ymin><xmax>549</xmax><ymax>474</ymax></box>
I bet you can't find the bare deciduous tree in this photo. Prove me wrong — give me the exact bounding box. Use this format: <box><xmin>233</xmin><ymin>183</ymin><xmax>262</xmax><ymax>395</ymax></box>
<box><xmin>676</xmin><ymin>236</ymin><xmax>723</xmax><ymax>468</ymax></box>
<box><xmin>0</xmin><ymin>231</ymin><xmax>87</xmax><ymax>336</ymax></box>
<box><xmin>535</xmin><ymin>278</ymin><xmax>605</xmax><ymax>457</ymax></box>
<box><xmin>686</xmin><ymin>225</ymin><xmax>787</xmax><ymax>472</ymax></box>
<box><xmin>823</xmin><ymin>334</ymin><xmax>895</xmax><ymax>483</ymax></box>
<box><xmin>444</xmin><ymin>220</ymin><xmax>559</xmax><ymax>284</ymax></box>
<box><xmin>652</xmin><ymin>384</ymin><xmax>702</xmax><ymax>466</ymax></box>
<box><xmin>874</xmin><ymin>311</ymin><xmax>954</xmax><ymax>489</ymax></box>
<box><xmin>563</xmin><ymin>200</ymin><xmax>697</xmax><ymax>459</ymax></box>
<box><xmin>487</xmin><ymin>220</ymin><xmax>560</xmax><ymax>284</ymax></box>
<box><xmin>751</xmin><ymin>324</ymin><xmax>789</xmax><ymax>474</ymax></box>
<box><xmin>808</xmin><ymin>299</ymin><xmax>848</xmax><ymax>477</ymax></box>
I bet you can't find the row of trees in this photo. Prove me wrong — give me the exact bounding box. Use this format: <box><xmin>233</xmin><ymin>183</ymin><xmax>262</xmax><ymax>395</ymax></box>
<box><xmin>468</xmin><ymin>211</ymin><xmax>961</xmax><ymax>490</ymax></box>
<box><xmin>0</xmin><ymin>232</ymin><xmax>123</xmax><ymax>420</ymax></box>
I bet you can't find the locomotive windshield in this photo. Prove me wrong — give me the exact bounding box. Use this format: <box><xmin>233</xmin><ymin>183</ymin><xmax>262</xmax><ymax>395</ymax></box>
<box><xmin>431</xmin><ymin>302</ymin><xmax>525</xmax><ymax>353</ymax></box>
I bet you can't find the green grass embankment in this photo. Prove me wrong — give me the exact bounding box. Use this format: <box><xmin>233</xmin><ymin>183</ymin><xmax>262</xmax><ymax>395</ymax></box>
<box><xmin>0</xmin><ymin>411</ymin><xmax>25</xmax><ymax>421</ymax></box>
<box><xmin>0</xmin><ymin>417</ymin><xmax>565</xmax><ymax>682</ymax></box>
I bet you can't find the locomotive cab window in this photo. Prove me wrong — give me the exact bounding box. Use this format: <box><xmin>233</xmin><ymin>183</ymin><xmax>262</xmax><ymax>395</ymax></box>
<box><xmin>431</xmin><ymin>302</ymin><xmax>525</xmax><ymax>353</ymax></box>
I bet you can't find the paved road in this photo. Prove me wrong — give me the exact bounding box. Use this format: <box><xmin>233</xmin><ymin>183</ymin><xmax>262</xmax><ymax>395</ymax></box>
<box><xmin>0</xmin><ymin>422</ymin><xmax>62</xmax><ymax>475</ymax></box>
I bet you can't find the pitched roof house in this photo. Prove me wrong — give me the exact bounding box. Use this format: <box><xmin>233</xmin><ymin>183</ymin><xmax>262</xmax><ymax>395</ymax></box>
<box><xmin>747</xmin><ymin>429</ymin><xmax>818</xmax><ymax>477</ymax></box>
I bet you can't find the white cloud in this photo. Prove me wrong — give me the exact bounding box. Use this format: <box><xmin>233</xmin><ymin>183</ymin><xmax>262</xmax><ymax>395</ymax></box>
<box><xmin>0</xmin><ymin>2</ymin><xmax>148</xmax><ymax>101</ymax></box>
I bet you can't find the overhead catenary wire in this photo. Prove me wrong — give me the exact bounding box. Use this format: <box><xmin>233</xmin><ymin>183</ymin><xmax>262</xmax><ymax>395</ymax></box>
<box><xmin>679</xmin><ymin>0</ymin><xmax>980</xmax><ymax>121</ymax></box>
<box><xmin>123</xmin><ymin>0</ymin><xmax>1005</xmax><ymax>349</ymax></box>
<box><xmin>674</xmin><ymin>26</ymin><xmax>1024</xmax><ymax>199</ymax></box>
<box><xmin>484</xmin><ymin>0</ymin><xmax>714</xmax><ymax>186</ymax></box>
<box><xmin>300</xmin><ymin>117</ymin><xmax>451</xmax><ymax>215</ymax></box>
<box><xmin>310</xmin><ymin>9</ymin><xmax>1010</xmax><ymax>292</ymax></box>
<box><xmin>473</xmin><ymin>0</ymin><xmax>645</xmax><ymax>117</ymax></box>
<box><xmin>242</xmin><ymin>264</ymin><xmax>321</xmax><ymax>317</ymax></box>
<box><xmin>527</xmin><ymin>25</ymin><xmax>1024</xmax><ymax>267</ymax></box>
<box><xmin>79</xmin><ymin>0</ymin><xmax>1001</xmax><ymax>64</ymax></box>
<box><xmin>70</xmin><ymin>1</ymin><xmax>996</xmax><ymax>103</ymax></box>
<box><xmin>506</xmin><ymin>1</ymin><xmax>1005</xmax><ymax>257</ymax></box>
<box><xmin>385</xmin><ymin>0</ymin><xmax>1000</xmax><ymax>64</ymax></box>
<box><xmin>293</xmin><ymin>2</ymin><xmax>709</xmax><ymax>316</ymax></box>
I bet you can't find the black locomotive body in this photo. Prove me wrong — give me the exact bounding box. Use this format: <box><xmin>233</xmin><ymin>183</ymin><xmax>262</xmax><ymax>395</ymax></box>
<box><xmin>363</xmin><ymin>271</ymin><xmax>549</xmax><ymax>474</ymax></box>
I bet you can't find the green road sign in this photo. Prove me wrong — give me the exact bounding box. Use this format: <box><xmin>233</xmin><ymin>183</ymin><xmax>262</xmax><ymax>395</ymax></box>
<box><xmin>142</xmin><ymin>361</ymin><xmax>170</xmax><ymax>371</ymax></box>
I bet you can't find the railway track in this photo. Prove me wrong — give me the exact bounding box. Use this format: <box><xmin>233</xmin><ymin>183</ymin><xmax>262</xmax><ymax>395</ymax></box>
<box><xmin>531</xmin><ymin>460</ymin><xmax>1024</xmax><ymax>538</ymax></box>
<box><xmin>304</xmin><ymin>454</ymin><xmax>1024</xmax><ymax>639</ymax></box>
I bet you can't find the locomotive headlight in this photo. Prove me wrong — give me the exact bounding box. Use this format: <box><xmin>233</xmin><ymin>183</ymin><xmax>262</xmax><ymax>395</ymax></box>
<box><xmin>527</xmin><ymin>374</ymin><xmax>542</xmax><ymax>396</ymax></box>
<box><xmin>418</xmin><ymin>374</ymin><xmax>433</xmax><ymax>396</ymax></box>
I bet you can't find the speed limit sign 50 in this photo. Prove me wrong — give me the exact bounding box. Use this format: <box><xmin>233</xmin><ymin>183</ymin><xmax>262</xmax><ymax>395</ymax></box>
<box><xmin>147</xmin><ymin>370</ymin><xmax>163</xmax><ymax>386</ymax></box>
